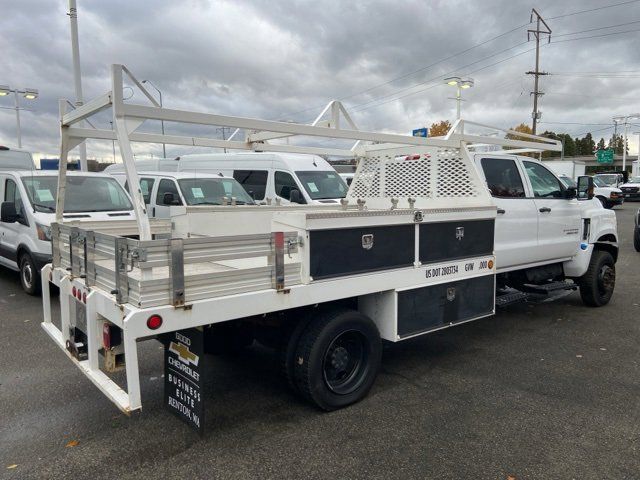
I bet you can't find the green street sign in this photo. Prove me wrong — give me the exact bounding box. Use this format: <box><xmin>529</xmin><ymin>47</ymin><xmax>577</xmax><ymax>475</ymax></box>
<box><xmin>596</xmin><ymin>148</ymin><xmax>614</xmax><ymax>164</ymax></box>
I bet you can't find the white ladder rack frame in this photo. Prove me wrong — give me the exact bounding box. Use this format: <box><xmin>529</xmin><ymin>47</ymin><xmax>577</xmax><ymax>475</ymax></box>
<box><xmin>55</xmin><ymin>64</ymin><xmax>562</xmax><ymax>240</ymax></box>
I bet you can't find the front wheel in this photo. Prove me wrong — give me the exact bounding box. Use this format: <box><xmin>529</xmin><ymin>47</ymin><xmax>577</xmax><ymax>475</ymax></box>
<box><xmin>578</xmin><ymin>250</ymin><xmax>615</xmax><ymax>307</ymax></box>
<box><xmin>19</xmin><ymin>253</ymin><xmax>40</xmax><ymax>295</ymax></box>
<box><xmin>292</xmin><ymin>308</ymin><xmax>382</xmax><ymax>411</ymax></box>
<box><xmin>597</xmin><ymin>197</ymin><xmax>612</xmax><ymax>209</ymax></box>
<box><xmin>634</xmin><ymin>228</ymin><xmax>640</xmax><ymax>252</ymax></box>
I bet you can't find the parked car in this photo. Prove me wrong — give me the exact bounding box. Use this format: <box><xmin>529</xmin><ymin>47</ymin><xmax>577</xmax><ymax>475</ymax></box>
<box><xmin>0</xmin><ymin>171</ymin><xmax>134</xmax><ymax>294</ymax></box>
<box><xmin>561</xmin><ymin>176</ymin><xmax>624</xmax><ymax>209</ymax></box>
<box><xmin>107</xmin><ymin>171</ymin><xmax>255</xmax><ymax>218</ymax></box>
<box><xmin>620</xmin><ymin>176</ymin><xmax>640</xmax><ymax>201</ymax></box>
<box><xmin>594</xmin><ymin>172</ymin><xmax>625</xmax><ymax>188</ymax></box>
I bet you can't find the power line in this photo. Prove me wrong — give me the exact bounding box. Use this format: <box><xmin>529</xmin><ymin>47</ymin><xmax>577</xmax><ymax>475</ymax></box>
<box><xmin>555</xmin><ymin>19</ymin><xmax>640</xmax><ymax>37</ymax></box>
<box><xmin>552</xmin><ymin>28</ymin><xmax>640</xmax><ymax>43</ymax></box>
<box><xmin>547</xmin><ymin>0</ymin><xmax>640</xmax><ymax>20</ymax></box>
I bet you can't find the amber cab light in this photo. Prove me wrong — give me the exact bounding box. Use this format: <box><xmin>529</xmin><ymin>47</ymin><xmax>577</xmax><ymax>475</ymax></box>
<box><xmin>147</xmin><ymin>315</ymin><xmax>163</xmax><ymax>330</ymax></box>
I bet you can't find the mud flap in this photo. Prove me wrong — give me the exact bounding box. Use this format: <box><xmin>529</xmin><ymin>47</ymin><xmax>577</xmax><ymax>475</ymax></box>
<box><xmin>163</xmin><ymin>328</ymin><xmax>205</xmax><ymax>434</ymax></box>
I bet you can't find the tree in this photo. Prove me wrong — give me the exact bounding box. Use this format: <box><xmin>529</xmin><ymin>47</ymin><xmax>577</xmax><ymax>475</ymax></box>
<box><xmin>558</xmin><ymin>134</ymin><xmax>576</xmax><ymax>157</ymax></box>
<box><xmin>428</xmin><ymin>120</ymin><xmax>452</xmax><ymax>137</ymax></box>
<box><xmin>596</xmin><ymin>137</ymin><xmax>606</xmax><ymax>150</ymax></box>
<box><xmin>608</xmin><ymin>134</ymin><xmax>628</xmax><ymax>155</ymax></box>
<box><xmin>540</xmin><ymin>130</ymin><xmax>560</xmax><ymax>158</ymax></box>
<box><xmin>506</xmin><ymin>123</ymin><xmax>535</xmax><ymax>156</ymax></box>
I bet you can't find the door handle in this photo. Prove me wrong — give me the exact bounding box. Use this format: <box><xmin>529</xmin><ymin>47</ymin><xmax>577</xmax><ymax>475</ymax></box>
<box><xmin>539</xmin><ymin>207</ymin><xmax>551</xmax><ymax>213</ymax></box>
<box><xmin>497</xmin><ymin>208</ymin><xmax>506</xmax><ymax>214</ymax></box>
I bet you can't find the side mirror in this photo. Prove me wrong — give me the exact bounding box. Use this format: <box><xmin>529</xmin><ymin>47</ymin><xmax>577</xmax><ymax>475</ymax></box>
<box><xmin>163</xmin><ymin>192</ymin><xmax>180</xmax><ymax>205</ymax></box>
<box><xmin>577</xmin><ymin>176</ymin><xmax>594</xmax><ymax>200</ymax></box>
<box><xmin>563</xmin><ymin>186</ymin><xmax>577</xmax><ymax>199</ymax></box>
<box><xmin>1</xmin><ymin>202</ymin><xmax>18</xmax><ymax>223</ymax></box>
<box><xmin>289</xmin><ymin>189</ymin><xmax>304</xmax><ymax>204</ymax></box>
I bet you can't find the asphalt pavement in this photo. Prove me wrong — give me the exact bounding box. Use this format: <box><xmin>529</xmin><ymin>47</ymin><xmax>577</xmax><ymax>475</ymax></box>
<box><xmin>1</xmin><ymin>206</ymin><xmax>639</xmax><ymax>480</ymax></box>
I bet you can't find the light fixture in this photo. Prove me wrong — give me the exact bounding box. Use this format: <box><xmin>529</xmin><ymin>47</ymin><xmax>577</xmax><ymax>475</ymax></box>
<box><xmin>460</xmin><ymin>79</ymin><xmax>474</xmax><ymax>89</ymax></box>
<box><xmin>23</xmin><ymin>88</ymin><xmax>38</xmax><ymax>100</ymax></box>
<box><xmin>444</xmin><ymin>76</ymin><xmax>461</xmax><ymax>86</ymax></box>
<box><xmin>0</xmin><ymin>85</ymin><xmax>10</xmax><ymax>96</ymax></box>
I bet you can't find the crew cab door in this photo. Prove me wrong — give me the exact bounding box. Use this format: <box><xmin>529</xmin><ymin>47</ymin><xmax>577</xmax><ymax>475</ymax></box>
<box><xmin>0</xmin><ymin>178</ymin><xmax>27</xmax><ymax>269</ymax></box>
<box><xmin>476</xmin><ymin>156</ymin><xmax>539</xmax><ymax>269</ymax></box>
<box><xmin>521</xmin><ymin>160</ymin><xmax>581</xmax><ymax>260</ymax></box>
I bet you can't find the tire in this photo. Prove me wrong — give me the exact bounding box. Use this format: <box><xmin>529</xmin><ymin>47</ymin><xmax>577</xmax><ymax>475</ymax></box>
<box><xmin>279</xmin><ymin>315</ymin><xmax>313</xmax><ymax>394</ymax></box>
<box><xmin>597</xmin><ymin>196</ymin><xmax>611</xmax><ymax>209</ymax></box>
<box><xmin>634</xmin><ymin>228</ymin><xmax>640</xmax><ymax>253</ymax></box>
<box><xmin>203</xmin><ymin>322</ymin><xmax>253</xmax><ymax>355</ymax></box>
<box><xmin>19</xmin><ymin>253</ymin><xmax>40</xmax><ymax>295</ymax></box>
<box><xmin>578</xmin><ymin>250</ymin><xmax>615</xmax><ymax>307</ymax></box>
<box><xmin>292</xmin><ymin>308</ymin><xmax>382</xmax><ymax>411</ymax></box>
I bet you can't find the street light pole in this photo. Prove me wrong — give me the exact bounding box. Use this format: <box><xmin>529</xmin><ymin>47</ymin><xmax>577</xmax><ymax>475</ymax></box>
<box><xmin>13</xmin><ymin>91</ymin><xmax>22</xmax><ymax>148</ymax></box>
<box><xmin>0</xmin><ymin>86</ymin><xmax>38</xmax><ymax>149</ymax></box>
<box><xmin>142</xmin><ymin>80</ymin><xmax>166</xmax><ymax>158</ymax></box>
<box><xmin>68</xmin><ymin>0</ymin><xmax>88</xmax><ymax>171</ymax></box>
<box><xmin>444</xmin><ymin>77</ymin><xmax>474</xmax><ymax>120</ymax></box>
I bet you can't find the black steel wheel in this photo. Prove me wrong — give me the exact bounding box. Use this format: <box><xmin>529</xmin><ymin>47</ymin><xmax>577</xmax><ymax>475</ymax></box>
<box><xmin>579</xmin><ymin>250</ymin><xmax>615</xmax><ymax>307</ymax></box>
<box><xmin>634</xmin><ymin>227</ymin><xmax>640</xmax><ymax>252</ymax></box>
<box><xmin>292</xmin><ymin>308</ymin><xmax>381</xmax><ymax>411</ymax></box>
<box><xmin>19</xmin><ymin>253</ymin><xmax>40</xmax><ymax>296</ymax></box>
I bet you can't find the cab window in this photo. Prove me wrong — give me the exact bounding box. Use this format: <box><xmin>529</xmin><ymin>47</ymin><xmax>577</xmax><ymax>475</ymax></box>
<box><xmin>523</xmin><ymin>161</ymin><xmax>564</xmax><ymax>198</ymax></box>
<box><xmin>232</xmin><ymin>170</ymin><xmax>267</xmax><ymax>200</ymax></box>
<box><xmin>156</xmin><ymin>179</ymin><xmax>182</xmax><ymax>206</ymax></box>
<box><xmin>274</xmin><ymin>171</ymin><xmax>302</xmax><ymax>201</ymax></box>
<box><xmin>480</xmin><ymin>158</ymin><xmax>525</xmax><ymax>198</ymax></box>
<box><xmin>139</xmin><ymin>178</ymin><xmax>155</xmax><ymax>204</ymax></box>
<box><xmin>4</xmin><ymin>179</ymin><xmax>24</xmax><ymax>217</ymax></box>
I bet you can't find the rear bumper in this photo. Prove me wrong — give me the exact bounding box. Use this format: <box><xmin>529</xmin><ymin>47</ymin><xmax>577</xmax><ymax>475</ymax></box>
<box><xmin>622</xmin><ymin>192</ymin><xmax>640</xmax><ymax>200</ymax></box>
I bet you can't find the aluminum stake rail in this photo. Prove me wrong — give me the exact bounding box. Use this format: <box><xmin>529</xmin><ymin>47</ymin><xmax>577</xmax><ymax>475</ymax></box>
<box><xmin>42</xmin><ymin>64</ymin><xmax>562</xmax><ymax>415</ymax></box>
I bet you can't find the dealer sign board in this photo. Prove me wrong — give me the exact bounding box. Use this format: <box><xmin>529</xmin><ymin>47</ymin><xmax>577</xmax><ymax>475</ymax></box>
<box><xmin>164</xmin><ymin>328</ymin><xmax>204</xmax><ymax>433</ymax></box>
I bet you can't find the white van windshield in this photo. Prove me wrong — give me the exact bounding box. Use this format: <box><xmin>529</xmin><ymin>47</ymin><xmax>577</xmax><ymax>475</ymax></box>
<box><xmin>295</xmin><ymin>171</ymin><xmax>348</xmax><ymax>200</ymax></box>
<box><xmin>21</xmin><ymin>176</ymin><xmax>133</xmax><ymax>213</ymax></box>
<box><xmin>178</xmin><ymin>178</ymin><xmax>255</xmax><ymax>205</ymax></box>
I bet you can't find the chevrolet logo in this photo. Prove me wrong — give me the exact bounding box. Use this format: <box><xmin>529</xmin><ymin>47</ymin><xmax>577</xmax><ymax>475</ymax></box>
<box><xmin>169</xmin><ymin>341</ymin><xmax>199</xmax><ymax>366</ymax></box>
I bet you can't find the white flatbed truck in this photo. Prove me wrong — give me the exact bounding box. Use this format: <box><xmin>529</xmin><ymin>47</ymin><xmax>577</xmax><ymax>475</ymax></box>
<box><xmin>42</xmin><ymin>65</ymin><xmax>618</xmax><ymax>429</ymax></box>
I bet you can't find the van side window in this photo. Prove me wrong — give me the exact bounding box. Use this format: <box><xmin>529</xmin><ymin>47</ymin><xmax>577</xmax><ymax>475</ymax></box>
<box><xmin>480</xmin><ymin>158</ymin><xmax>526</xmax><ymax>198</ymax></box>
<box><xmin>156</xmin><ymin>179</ymin><xmax>182</xmax><ymax>206</ymax></box>
<box><xmin>523</xmin><ymin>161</ymin><xmax>563</xmax><ymax>198</ymax></box>
<box><xmin>274</xmin><ymin>171</ymin><xmax>300</xmax><ymax>200</ymax></box>
<box><xmin>233</xmin><ymin>170</ymin><xmax>267</xmax><ymax>200</ymax></box>
<box><xmin>4</xmin><ymin>179</ymin><xmax>24</xmax><ymax>216</ymax></box>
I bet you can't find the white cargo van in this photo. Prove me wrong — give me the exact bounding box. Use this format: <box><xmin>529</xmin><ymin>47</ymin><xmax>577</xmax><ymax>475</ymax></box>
<box><xmin>108</xmin><ymin>171</ymin><xmax>255</xmax><ymax>218</ymax></box>
<box><xmin>0</xmin><ymin>146</ymin><xmax>36</xmax><ymax>170</ymax></box>
<box><xmin>176</xmin><ymin>152</ymin><xmax>349</xmax><ymax>205</ymax></box>
<box><xmin>0</xmin><ymin>171</ymin><xmax>134</xmax><ymax>294</ymax></box>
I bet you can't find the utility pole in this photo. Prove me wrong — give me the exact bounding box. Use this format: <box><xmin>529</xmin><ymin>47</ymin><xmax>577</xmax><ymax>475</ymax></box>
<box><xmin>68</xmin><ymin>0</ymin><xmax>88</xmax><ymax>171</ymax></box>
<box><xmin>526</xmin><ymin>9</ymin><xmax>551</xmax><ymax>135</ymax></box>
<box><xmin>217</xmin><ymin>127</ymin><xmax>231</xmax><ymax>153</ymax></box>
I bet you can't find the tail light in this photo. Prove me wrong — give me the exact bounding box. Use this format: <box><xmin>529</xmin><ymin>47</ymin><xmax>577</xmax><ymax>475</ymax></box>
<box><xmin>404</xmin><ymin>154</ymin><xmax>421</xmax><ymax>160</ymax></box>
<box><xmin>103</xmin><ymin>323</ymin><xmax>112</xmax><ymax>350</ymax></box>
<box><xmin>147</xmin><ymin>314</ymin><xmax>163</xmax><ymax>330</ymax></box>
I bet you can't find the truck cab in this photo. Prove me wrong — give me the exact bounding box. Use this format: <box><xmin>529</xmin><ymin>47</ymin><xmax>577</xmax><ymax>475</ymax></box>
<box><xmin>474</xmin><ymin>153</ymin><xmax>618</xmax><ymax>305</ymax></box>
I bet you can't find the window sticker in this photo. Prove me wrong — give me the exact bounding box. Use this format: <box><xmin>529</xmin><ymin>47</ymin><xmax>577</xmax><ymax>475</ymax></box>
<box><xmin>307</xmin><ymin>182</ymin><xmax>319</xmax><ymax>193</ymax></box>
<box><xmin>191</xmin><ymin>187</ymin><xmax>204</xmax><ymax>198</ymax></box>
<box><xmin>36</xmin><ymin>189</ymin><xmax>54</xmax><ymax>202</ymax></box>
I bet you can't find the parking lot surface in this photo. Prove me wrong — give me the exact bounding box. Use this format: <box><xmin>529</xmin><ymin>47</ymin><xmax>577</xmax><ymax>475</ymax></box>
<box><xmin>1</xmin><ymin>206</ymin><xmax>639</xmax><ymax>480</ymax></box>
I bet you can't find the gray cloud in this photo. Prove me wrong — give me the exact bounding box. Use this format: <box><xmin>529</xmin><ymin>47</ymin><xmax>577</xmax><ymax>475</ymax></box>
<box><xmin>1</xmin><ymin>0</ymin><xmax>639</xmax><ymax>161</ymax></box>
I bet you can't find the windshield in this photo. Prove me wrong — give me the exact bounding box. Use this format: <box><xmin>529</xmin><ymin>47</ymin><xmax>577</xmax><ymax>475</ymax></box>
<box><xmin>21</xmin><ymin>176</ymin><xmax>133</xmax><ymax>213</ymax></box>
<box><xmin>178</xmin><ymin>178</ymin><xmax>254</xmax><ymax>205</ymax></box>
<box><xmin>595</xmin><ymin>175</ymin><xmax>618</xmax><ymax>186</ymax></box>
<box><xmin>593</xmin><ymin>177</ymin><xmax>608</xmax><ymax>188</ymax></box>
<box><xmin>295</xmin><ymin>171</ymin><xmax>348</xmax><ymax>200</ymax></box>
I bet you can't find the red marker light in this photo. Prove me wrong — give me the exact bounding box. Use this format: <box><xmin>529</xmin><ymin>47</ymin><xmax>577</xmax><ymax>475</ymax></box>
<box><xmin>147</xmin><ymin>315</ymin><xmax>163</xmax><ymax>330</ymax></box>
<box><xmin>103</xmin><ymin>323</ymin><xmax>111</xmax><ymax>350</ymax></box>
<box><xmin>72</xmin><ymin>286</ymin><xmax>77</xmax><ymax>297</ymax></box>
<box><xmin>82</xmin><ymin>292</ymin><xmax>87</xmax><ymax>303</ymax></box>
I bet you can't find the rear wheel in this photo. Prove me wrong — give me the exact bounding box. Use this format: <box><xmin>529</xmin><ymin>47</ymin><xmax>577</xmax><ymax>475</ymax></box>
<box><xmin>292</xmin><ymin>308</ymin><xmax>382</xmax><ymax>411</ymax></box>
<box><xmin>578</xmin><ymin>250</ymin><xmax>615</xmax><ymax>307</ymax></box>
<box><xmin>634</xmin><ymin>227</ymin><xmax>640</xmax><ymax>252</ymax></box>
<box><xmin>19</xmin><ymin>253</ymin><xmax>40</xmax><ymax>296</ymax></box>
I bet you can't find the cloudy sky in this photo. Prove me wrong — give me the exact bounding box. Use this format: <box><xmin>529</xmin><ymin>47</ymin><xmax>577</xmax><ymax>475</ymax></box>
<box><xmin>2</xmin><ymin>0</ymin><xmax>640</xmax><ymax>162</ymax></box>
